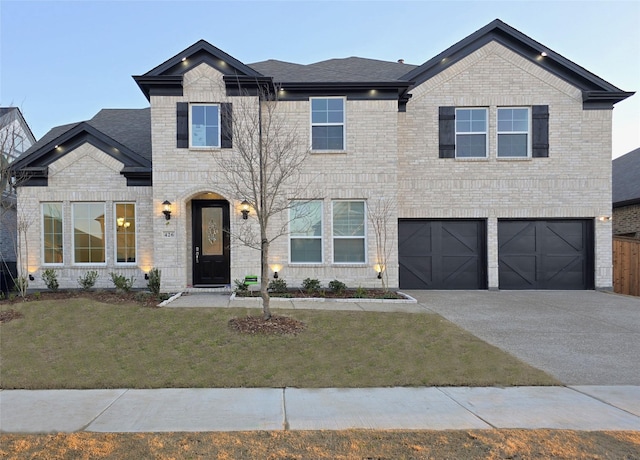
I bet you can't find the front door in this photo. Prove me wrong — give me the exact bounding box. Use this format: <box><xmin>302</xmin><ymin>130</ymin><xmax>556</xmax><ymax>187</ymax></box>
<box><xmin>192</xmin><ymin>200</ymin><xmax>230</xmax><ymax>286</ymax></box>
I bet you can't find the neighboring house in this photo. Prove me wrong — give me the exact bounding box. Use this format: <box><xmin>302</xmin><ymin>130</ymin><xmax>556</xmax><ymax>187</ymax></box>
<box><xmin>1</xmin><ymin>107</ymin><xmax>36</xmax><ymax>293</ymax></box>
<box><xmin>613</xmin><ymin>147</ymin><xmax>640</xmax><ymax>238</ymax></box>
<box><xmin>12</xmin><ymin>19</ymin><xmax>634</xmax><ymax>292</ymax></box>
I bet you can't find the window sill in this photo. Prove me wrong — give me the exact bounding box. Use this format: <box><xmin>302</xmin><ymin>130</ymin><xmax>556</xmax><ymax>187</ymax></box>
<box><xmin>311</xmin><ymin>150</ymin><xmax>347</xmax><ymax>155</ymax></box>
<box><xmin>288</xmin><ymin>263</ymin><xmax>324</xmax><ymax>268</ymax></box>
<box><xmin>497</xmin><ymin>156</ymin><xmax>532</xmax><ymax>161</ymax></box>
<box><xmin>455</xmin><ymin>157</ymin><xmax>489</xmax><ymax>161</ymax></box>
<box><xmin>331</xmin><ymin>263</ymin><xmax>368</xmax><ymax>267</ymax></box>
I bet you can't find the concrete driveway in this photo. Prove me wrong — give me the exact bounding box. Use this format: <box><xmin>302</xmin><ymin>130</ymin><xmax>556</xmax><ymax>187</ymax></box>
<box><xmin>406</xmin><ymin>290</ymin><xmax>640</xmax><ymax>385</ymax></box>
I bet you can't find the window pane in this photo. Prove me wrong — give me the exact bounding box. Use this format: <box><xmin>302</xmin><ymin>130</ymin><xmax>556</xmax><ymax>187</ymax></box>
<box><xmin>498</xmin><ymin>108</ymin><xmax>529</xmax><ymax>132</ymax></box>
<box><xmin>291</xmin><ymin>201</ymin><xmax>322</xmax><ymax>236</ymax></box>
<box><xmin>456</xmin><ymin>109</ymin><xmax>486</xmax><ymax>133</ymax></box>
<box><xmin>43</xmin><ymin>203</ymin><xmax>63</xmax><ymax>264</ymax></box>
<box><xmin>116</xmin><ymin>203</ymin><xmax>136</xmax><ymax>263</ymax></box>
<box><xmin>291</xmin><ymin>239</ymin><xmax>322</xmax><ymax>263</ymax></box>
<box><xmin>73</xmin><ymin>203</ymin><xmax>105</xmax><ymax>263</ymax></box>
<box><xmin>456</xmin><ymin>134</ymin><xmax>486</xmax><ymax>157</ymax></box>
<box><xmin>312</xmin><ymin>126</ymin><xmax>344</xmax><ymax>150</ymax></box>
<box><xmin>333</xmin><ymin>201</ymin><xmax>364</xmax><ymax>237</ymax></box>
<box><xmin>498</xmin><ymin>134</ymin><xmax>528</xmax><ymax>157</ymax></box>
<box><xmin>334</xmin><ymin>239</ymin><xmax>365</xmax><ymax>263</ymax></box>
<box><xmin>191</xmin><ymin>105</ymin><xmax>219</xmax><ymax>147</ymax></box>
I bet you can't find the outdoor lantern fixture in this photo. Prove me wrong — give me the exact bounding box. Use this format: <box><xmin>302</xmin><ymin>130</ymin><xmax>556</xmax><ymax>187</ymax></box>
<box><xmin>271</xmin><ymin>264</ymin><xmax>282</xmax><ymax>279</ymax></box>
<box><xmin>240</xmin><ymin>200</ymin><xmax>250</xmax><ymax>220</ymax></box>
<box><xmin>162</xmin><ymin>201</ymin><xmax>172</xmax><ymax>220</ymax></box>
<box><xmin>374</xmin><ymin>264</ymin><xmax>385</xmax><ymax>279</ymax></box>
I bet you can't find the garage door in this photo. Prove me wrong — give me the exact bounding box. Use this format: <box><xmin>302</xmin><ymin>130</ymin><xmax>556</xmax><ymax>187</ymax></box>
<box><xmin>498</xmin><ymin>220</ymin><xmax>594</xmax><ymax>290</ymax></box>
<box><xmin>399</xmin><ymin>219</ymin><xmax>487</xmax><ymax>289</ymax></box>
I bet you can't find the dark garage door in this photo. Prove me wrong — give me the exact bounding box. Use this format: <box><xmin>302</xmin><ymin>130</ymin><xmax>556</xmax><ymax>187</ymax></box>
<box><xmin>399</xmin><ymin>219</ymin><xmax>487</xmax><ymax>289</ymax></box>
<box><xmin>498</xmin><ymin>219</ymin><xmax>594</xmax><ymax>290</ymax></box>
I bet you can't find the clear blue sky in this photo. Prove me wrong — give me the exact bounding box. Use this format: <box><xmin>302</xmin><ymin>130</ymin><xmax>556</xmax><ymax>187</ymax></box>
<box><xmin>1</xmin><ymin>0</ymin><xmax>639</xmax><ymax>158</ymax></box>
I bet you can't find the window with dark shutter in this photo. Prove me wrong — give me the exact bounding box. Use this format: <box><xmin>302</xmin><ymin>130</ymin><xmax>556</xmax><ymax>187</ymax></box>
<box><xmin>532</xmin><ymin>105</ymin><xmax>549</xmax><ymax>158</ymax></box>
<box><xmin>176</xmin><ymin>102</ymin><xmax>189</xmax><ymax>149</ymax></box>
<box><xmin>439</xmin><ymin>106</ymin><xmax>455</xmax><ymax>158</ymax></box>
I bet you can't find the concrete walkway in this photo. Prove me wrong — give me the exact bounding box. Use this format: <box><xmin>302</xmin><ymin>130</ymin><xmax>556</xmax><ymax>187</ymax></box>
<box><xmin>2</xmin><ymin>290</ymin><xmax>639</xmax><ymax>433</ymax></box>
<box><xmin>2</xmin><ymin>386</ymin><xmax>639</xmax><ymax>433</ymax></box>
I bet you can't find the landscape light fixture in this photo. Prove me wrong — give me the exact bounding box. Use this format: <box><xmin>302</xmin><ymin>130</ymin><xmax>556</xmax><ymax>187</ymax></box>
<box><xmin>240</xmin><ymin>200</ymin><xmax>250</xmax><ymax>220</ymax></box>
<box><xmin>162</xmin><ymin>201</ymin><xmax>172</xmax><ymax>220</ymax></box>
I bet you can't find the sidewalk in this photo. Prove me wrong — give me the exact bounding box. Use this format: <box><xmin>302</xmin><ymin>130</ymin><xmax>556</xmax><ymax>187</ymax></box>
<box><xmin>2</xmin><ymin>386</ymin><xmax>639</xmax><ymax>433</ymax></box>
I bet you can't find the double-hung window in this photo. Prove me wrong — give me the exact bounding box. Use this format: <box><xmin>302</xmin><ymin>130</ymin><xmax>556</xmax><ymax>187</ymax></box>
<box><xmin>190</xmin><ymin>104</ymin><xmax>220</xmax><ymax>148</ymax></box>
<box><xmin>332</xmin><ymin>201</ymin><xmax>365</xmax><ymax>263</ymax></box>
<box><xmin>42</xmin><ymin>203</ymin><xmax>63</xmax><ymax>264</ymax></box>
<box><xmin>115</xmin><ymin>203</ymin><xmax>136</xmax><ymax>264</ymax></box>
<box><xmin>73</xmin><ymin>203</ymin><xmax>106</xmax><ymax>264</ymax></box>
<box><xmin>455</xmin><ymin>108</ymin><xmax>487</xmax><ymax>158</ymax></box>
<box><xmin>311</xmin><ymin>97</ymin><xmax>345</xmax><ymax>150</ymax></box>
<box><xmin>290</xmin><ymin>200</ymin><xmax>323</xmax><ymax>263</ymax></box>
<box><xmin>497</xmin><ymin>108</ymin><xmax>530</xmax><ymax>157</ymax></box>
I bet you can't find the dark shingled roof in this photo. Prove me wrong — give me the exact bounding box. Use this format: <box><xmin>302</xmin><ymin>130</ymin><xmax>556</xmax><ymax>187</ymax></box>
<box><xmin>249</xmin><ymin>57</ymin><xmax>417</xmax><ymax>83</ymax></box>
<box><xmin>19</xmin><ymin>108</ymin><xmax>151</xmax><ymax>163</ymax></box>
<box><xmin>613</xmin><ymin>147</ymin><xmax>640</xmax><ymax>207</ymax></box>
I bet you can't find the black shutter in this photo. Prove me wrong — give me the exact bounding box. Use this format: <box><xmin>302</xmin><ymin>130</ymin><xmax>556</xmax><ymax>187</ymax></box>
<box><xmin>439</xmin><ymin>106</ymin><xmax>455</xmax><ymax>158</ymax></box>
<box><xmin>221</xmin><ymin>103</ymin><xmax>233</xmax><ymax>149</ymax></box>
<box><xmin>532</xmin><ymin>105</ymin><xmax>549</xmax><ymax>158</ymax></box>
<box><xmin>176</xmin><ymin>102</ymin><xmax>189</xmax><ymax>149</ymax></box>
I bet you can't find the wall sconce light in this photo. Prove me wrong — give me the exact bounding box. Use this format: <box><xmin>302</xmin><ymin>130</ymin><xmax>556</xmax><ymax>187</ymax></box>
<box><xmin>240</xmin><ymin>200</ymin><xmax>250</xmax><ymax>220</ymax></box>
<box><xmin>144</xmin><ymin>273</ymin><xmax>150</xmax><ymax>280</ymax></box>
<box><xmin>162</xmin><ymin>201</ymin><xmax>172</xmax><ymax>220</ymax></box>
<box><xmin>374</xmin><ymin>264</ymin><xmax>385</xmax><ymax>279</ymax></box>
<box><xmin>270</xmin><ymin>264</ymin><xmax>282</xmax><ymax>279</ymax></box>
<box><xmin>598</xmin><ymin>216</ymin><xmax>612</xmax><ymax>222</ymax></box>
<box><xmin>29</xmin><ymin>274</ymin><xmax>35</xmax><ymax>281</ymax></box>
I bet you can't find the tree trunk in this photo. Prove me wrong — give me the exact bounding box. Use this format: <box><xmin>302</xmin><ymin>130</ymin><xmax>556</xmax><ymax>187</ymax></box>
<box><xmin>261</xmin><ymin>236</ymin><xmax>271</xmax><ymax>320</ymax></box>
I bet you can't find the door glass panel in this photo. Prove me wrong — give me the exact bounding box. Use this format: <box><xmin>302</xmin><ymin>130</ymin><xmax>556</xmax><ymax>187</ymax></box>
<box><xmin>201</xmin><ymin>207</ymin><xmax>223</xmax><ymax>256</ymax></box>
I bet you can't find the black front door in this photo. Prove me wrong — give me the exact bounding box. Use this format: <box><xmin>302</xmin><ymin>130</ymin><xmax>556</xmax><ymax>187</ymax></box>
<box><xmin>192</xmin><ymin>200</ymin><xmax>230</xmax><ymax>286</ymax></box>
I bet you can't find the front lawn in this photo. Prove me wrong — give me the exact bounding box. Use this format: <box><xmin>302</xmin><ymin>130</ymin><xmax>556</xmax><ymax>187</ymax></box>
<box><xmin>0</xmin><ymin>297</ymin><xmax>559</xmax><ymax>389</ymax></box>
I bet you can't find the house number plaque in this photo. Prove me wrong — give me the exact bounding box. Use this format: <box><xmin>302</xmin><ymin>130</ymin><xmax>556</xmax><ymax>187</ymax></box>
<box><xmin>163</xmin><ymin>231</ymin><xmax>175</xmax><ymax>238</ymax></box>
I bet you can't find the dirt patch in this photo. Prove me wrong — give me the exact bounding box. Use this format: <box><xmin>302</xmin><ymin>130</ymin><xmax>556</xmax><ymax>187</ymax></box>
<box><xmin>0</xmin><ymin>309</ymin><xmax>24</xmax><ymax>323</ymax></box>
<box><xmin>229</xmin><ymin>315</ymin><xmax>306</xmax><ymax>335</ymax></box>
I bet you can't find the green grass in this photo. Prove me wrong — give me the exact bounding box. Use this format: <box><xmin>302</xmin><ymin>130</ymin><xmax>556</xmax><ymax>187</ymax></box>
<box><xmin>0</xmin><ymin>298</ymin><xmax>559</xmax><ymax>389</ymax></box>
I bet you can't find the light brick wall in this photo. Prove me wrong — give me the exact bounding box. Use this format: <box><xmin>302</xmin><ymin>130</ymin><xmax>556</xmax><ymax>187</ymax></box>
<box><xmin>613</xmin><ymin>204</ymin><xmax>640</xmax><ymax>238</ymax></box>
<box><xmin>17</xmin><ymin>144</ymin><xmax>153</xmax><ymax>290</ymax></box>
<box><xmin>399</xmin><ymin>41</ymin><xmax>613</xmax><ymax>289</ymax></box>
<box><xmin>150</xmin><ymin>65</ymin><xmax>399</xmax><ymax>291</ymax></box>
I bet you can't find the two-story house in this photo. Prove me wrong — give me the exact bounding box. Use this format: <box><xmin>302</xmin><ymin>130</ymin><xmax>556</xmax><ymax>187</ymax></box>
<box><xmin>12</xmin><ymin>19</ymin><xmax>633</xmax><ymax>292</ymax></box>
<box><xmin>1</xmin><ymin>107</ymin><xmax>36</xmax><ymax>294</ymax></box>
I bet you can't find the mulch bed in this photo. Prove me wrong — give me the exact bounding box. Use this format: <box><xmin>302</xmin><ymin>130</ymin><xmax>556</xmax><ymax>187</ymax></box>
<box><xmin>237</xmin><ymin>289</ymin><xmax>406</xmax><ymax>300</ymax></box>
<box><xmin>0</xmin><ymin>290</ymin><xmax>166</xmax><ymax>308</ymax></box>
<box><xmin>228</xmin><ymin>315</ymin><xmax>306</xmax><ymax>335</ymax></box>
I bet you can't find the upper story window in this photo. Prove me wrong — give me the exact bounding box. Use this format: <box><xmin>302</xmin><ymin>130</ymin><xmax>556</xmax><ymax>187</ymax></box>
<box><xmin>497</xmin><ymin>108</ymin><xmax>530</xmax><ymax>157</ymax></box>
<box><xmin>290</xmin><ymin>200</ymin><xmax>323</xmax><ymax>263</ymax></box>
<box><xmin>455</xmin><ymin>108</ymin><xmax>487</xmax><ymax>158</ymax></box>
<box><xmin>190</xmin><ymin>104</ymin><xmax>220</xmax><ymax>148</ymax></box>
<box><xmin>311</xmin><ymin>97</ymin><xmax>345</xmax><ymax>150</ymax></box>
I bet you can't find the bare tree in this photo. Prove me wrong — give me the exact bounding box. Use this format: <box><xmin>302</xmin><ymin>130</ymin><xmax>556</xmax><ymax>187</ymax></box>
<box><xmin>213</xmin><ymin>84</ymin><xmax>313</xmax><ymax>319</ymax></box>
<box><xmin>367</xmin><ymin>197</ymin><xmax>396</xmax><ymax>292</ymax></box>
<box><xmin>1</xmin><ymin>108</ymin><xmax>34</xmax><ymax>297</ymax></box>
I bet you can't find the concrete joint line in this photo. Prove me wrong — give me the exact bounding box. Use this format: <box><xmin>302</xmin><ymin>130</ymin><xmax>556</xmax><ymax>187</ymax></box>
<box><xmin>282</xmin><ymin>387</ymin><xmax>290</xmax><ymax>431</ymax></box>
<box><xmin>436</xmin><ymin>387</ymin><xmax>497</xmax><ymax>429</ymax></box>
<box><xmin>568</xmin><ymin>386</ymin><xmax>640</xmax><ymax>418</ymax></box>
<box><xmin>81</xmin><ymin>389</ymin><xmax>129</xmax><ymax>431</ymax></box>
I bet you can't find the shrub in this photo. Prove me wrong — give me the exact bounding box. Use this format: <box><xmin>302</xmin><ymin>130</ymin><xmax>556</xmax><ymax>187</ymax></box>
<box><xmin>41</xmin><ymin>269</ymin><xmax>59</xmax><ymax>292</ymax></box>
<box><xmin>234</xmin><ymin>279</ymin><xmax>248</xmax><ymax>293</ymax></box>
<box><xmin>328</xmin><ymin>279</ymin><xmax>347</xmax><ymax>294</ymax></box>
<box><xmin>268</xmin><ymin>278</ymin><xmax>288</xmax><ymax>294</ymax></box>
<box><xmin>302</xmin><ymin>278</ymin><xmax>321</xmax><ymax>294</ymax></box>
<box><xmin>110</xmin><ymin>273</ymin><xmax>135</xmax><ymax>292</ymax></box>
<box><xmin>14</xmin><ymin>275</ymin><xmax>28</xmax><ymax>297</ymax></box>
<box><xmin>147</xmin><ymin>268</ymin><xmax>161</xmax><ymax>296</ymax></box>
<box><xmin>354</xmin><ymin>286</ymin><xmax>367</xmax><ymax>298</ymax></box>
<box><xmin>78</xmin><ymin>271</ymin><xmax>99</xmax><ymax>290</ymax></box>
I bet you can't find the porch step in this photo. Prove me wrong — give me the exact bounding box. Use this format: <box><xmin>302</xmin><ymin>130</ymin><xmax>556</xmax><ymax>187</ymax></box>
<box><xmin>183</xmin><ymin>286</ymin><xmax>233</xmax><ymax>294</ymax></box>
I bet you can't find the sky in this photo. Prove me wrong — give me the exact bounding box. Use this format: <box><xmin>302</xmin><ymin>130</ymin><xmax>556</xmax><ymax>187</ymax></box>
<box><xmin>1</xmin><ymin>0</ymin><xmax>639</xmax><ymax>158</ymax></box>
